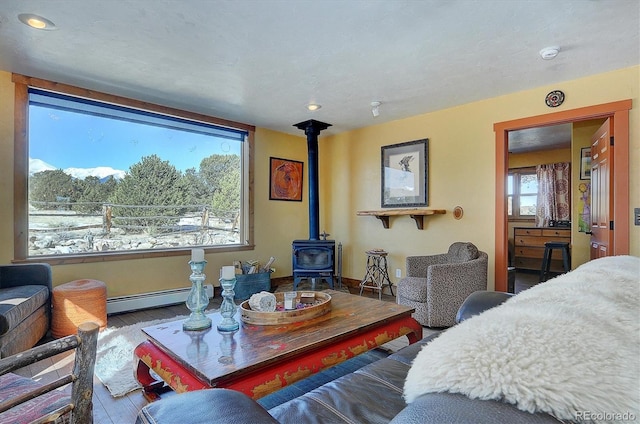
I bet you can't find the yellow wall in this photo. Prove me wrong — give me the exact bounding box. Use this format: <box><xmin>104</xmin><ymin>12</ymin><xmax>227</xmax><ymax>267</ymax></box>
<box><xmin>1</xmin><ymin>65</ymin><xmax>638</xmax><ymax>297</ymax></box>
<box><xmin>324</xmin><ymin>66</ymin><xmax>639</xmax><ymax>290</ymax></box>
<box><xmin>508</xmin><ymin>148</ymin><xmax>571</xmax><ymax>169</ymax></box>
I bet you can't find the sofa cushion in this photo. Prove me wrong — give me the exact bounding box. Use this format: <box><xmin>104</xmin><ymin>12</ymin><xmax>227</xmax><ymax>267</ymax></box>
<box><xmin>136</xmin><ymin>389</ymin><xmax>278</xmax><ymax>424</ymax></box>
<box><xmin>0</xmin><ymin>286</ymin><xmax>49</xmax><ymax>336</ymax></box>
<box><xmin>268</xmin><ymin>357</ymin><xmax>410</xmax><ymax>423</ymax></box>
<box><xmin>391</xmin><ymin>392</ymin><xmax>560</xmax><ymax>424</ymax></box>
<box><xmin>446</xmin><ymin>242</ymin><xmax>479</xmax><ymax>263</ymax></box>
<box><xmin>396</xmin><ymin>277</ymin><xmax>428</xmax><ymax>301</ymax></box>
<box><xmin>268</xmin><ymin>334</ymin><xmax>441</xmax><ymax>423</ymax></box>
<box><xmin>0</xmin><ymin>373</ymin><xmax>69</xmax><ymax>424</ymax></box>
<box><xmin>0</xmin><ymin>305</ymin><xmax>49</xmax><ymax>358</ymax></box>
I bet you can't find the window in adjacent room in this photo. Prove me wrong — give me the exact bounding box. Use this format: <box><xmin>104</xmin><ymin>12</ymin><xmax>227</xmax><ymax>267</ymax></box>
<box><xmin>14</xmin><ymin>77</ymin><xmax>254</xmax><ymax>261</ymax></box>
<box><xmin>507</xmin><ymin>167</ymin><xmax>537</xmax><ymax>220</ymax></box>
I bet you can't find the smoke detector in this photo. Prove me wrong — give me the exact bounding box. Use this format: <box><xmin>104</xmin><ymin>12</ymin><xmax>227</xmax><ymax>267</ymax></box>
<box><xmin>539</xmin><ymin>46</ymin><xmax>560</xmax><ymax>60</ymax></box>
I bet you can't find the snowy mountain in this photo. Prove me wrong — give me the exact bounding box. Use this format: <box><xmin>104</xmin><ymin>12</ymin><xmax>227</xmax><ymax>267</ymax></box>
<box><xmin>29</xmin><ymin>158</ymin><xmax>126</xmax><ymax>180</ymax></box>
<box><xmin>63</xmin><ymin>166</ymin><xmax>126</xmax><ymax>180</ymax></box>
<box><xmin>29</xmin><ymin>158</ymin><xmax>56</xmax><ymax>175</ymax></box>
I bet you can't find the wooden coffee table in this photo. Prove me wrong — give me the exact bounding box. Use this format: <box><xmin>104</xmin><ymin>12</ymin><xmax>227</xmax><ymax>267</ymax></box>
<box><xmin>134</xmin><ymin>289</ymin><xmax>421</xmax><ymax>400</ymax></box>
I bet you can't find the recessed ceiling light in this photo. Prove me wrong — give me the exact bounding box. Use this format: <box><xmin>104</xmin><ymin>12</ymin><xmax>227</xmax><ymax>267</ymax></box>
<box><xmin>539</xmin><ymin>46</ymin><xmax>560</xmax><ymax>60</ymax></box>
<box><xmin>307</xmin><ymin>104</ymin><xmax>321</xmax><ymax>111</ymax></box>
<box><xmin>18</xmin><ymin>13</ymin><xmax>57</xmax><ymax>30</ymax></box>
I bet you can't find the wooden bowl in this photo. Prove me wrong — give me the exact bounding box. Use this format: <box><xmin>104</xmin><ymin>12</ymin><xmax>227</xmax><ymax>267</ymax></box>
<box><xmin>240</xmin><ymin>292</ymin><xmax>331</xmax><ymax>325</ymax></box>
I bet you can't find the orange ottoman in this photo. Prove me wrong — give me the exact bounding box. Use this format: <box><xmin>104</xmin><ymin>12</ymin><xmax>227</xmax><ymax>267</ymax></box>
<box><xmin>51</xmin><ymin>279</ymin><xmax>107</xmax><ymax>338</ymax></box>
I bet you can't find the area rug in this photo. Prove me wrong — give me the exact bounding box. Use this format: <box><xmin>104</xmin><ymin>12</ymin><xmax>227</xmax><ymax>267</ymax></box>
<box><xmin>95</xmin><ymin>315</ymin><xmax>189</xmax><ymax>397</ymax></box>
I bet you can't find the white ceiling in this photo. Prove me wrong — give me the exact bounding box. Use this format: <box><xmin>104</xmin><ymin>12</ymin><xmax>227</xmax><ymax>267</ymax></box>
<box><xmin>0</xmin><ymin>0</ymin><xmax>638</xmax><ymax>151</ymax></box>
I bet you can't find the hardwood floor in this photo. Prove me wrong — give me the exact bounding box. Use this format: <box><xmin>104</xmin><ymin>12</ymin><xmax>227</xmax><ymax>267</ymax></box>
<box><xmin>14</xmin><ymin>285</ymin><xmax>404</xmax><ymax>424</ymax></box>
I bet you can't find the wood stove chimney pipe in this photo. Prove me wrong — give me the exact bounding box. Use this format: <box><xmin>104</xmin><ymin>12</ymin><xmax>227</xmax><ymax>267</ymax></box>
<box><xmin>293</xmin><ymin>119</ymin><xmax>332</xmax><ymax>240</ymax></box>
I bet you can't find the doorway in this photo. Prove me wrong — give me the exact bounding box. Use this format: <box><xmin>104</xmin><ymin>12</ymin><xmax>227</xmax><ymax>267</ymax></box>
<box><xmin>507</xmin><ymin>123</ymin><xmax>573</xmax><ymax>292</ymax></box>
<box><xmin>493</xmin><ymin>100</ymin><xmax>631</xmax><ymax>292</ymax></box>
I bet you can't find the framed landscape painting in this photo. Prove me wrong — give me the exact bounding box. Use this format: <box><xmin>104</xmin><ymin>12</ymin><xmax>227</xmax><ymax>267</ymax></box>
<box><xmin>381</xmin><ymin>139</ymin><xmax>428</xmax><ymax>208</ymax></box>
<box><xmin>269</xmin><ymin>157</ymin><xmax>304</xmax><ymax>201</ymax></box>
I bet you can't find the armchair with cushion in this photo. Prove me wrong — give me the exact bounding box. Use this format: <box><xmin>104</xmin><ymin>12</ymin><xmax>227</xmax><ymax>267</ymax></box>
<box><xmin>0</xmin><ymin>263</ymin><xmax>52</xmax><ymax>358</ymax></box>
<box><xmin>396</xmin><ymin>242</ymin><xmax>488</xmax><ymax>327</ymax></box>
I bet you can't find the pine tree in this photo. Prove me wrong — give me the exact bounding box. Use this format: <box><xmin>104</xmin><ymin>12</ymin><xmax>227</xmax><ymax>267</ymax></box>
<box><xmin>29</xmin><ymin>170</ymin><xmax>75</xmax><ymax>210</ymax></box>
<box><xmin>110</xmin><ymin>155</ymin><xmax>186</xmax><ymax>233</ymax></box>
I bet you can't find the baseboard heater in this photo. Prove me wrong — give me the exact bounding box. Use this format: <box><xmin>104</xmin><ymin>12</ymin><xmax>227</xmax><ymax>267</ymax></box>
<box><xmin>107</xmin><ymin>284</ymin><xmax>214</xmax><ymax>315</ymax></box>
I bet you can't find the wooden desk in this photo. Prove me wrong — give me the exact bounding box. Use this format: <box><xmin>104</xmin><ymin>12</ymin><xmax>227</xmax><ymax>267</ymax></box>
<box><xmin>513</xmin><ymin>227</ymin><xmax>571</xmax><ymax>272</ymax></box>
<box><xmin>134</xmin><ymin>290</ymin><xmax>421</xmax><ymax>400</ymax></box>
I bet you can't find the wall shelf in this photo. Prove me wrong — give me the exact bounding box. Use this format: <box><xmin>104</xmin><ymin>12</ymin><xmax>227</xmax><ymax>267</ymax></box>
<box><xmin>356</xmin><ymin>209</ymin><xmax>446</xmax><ymax>229</ymax></box>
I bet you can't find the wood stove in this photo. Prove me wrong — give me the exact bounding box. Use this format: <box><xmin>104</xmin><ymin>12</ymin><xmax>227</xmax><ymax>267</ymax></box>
<box><xmin>292</xmin><ymin>119</ymin><xmax>336</xmax><ymax>290</ymax></box>
<box><xmin>292</xmin><ymin>239</ymin><xmax>335</xmax><ymax>289</ymax></box>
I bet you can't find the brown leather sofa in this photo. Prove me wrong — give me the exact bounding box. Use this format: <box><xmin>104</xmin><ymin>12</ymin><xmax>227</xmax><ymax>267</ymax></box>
<box><xmin>136</xmin><ymin>291</ymin><xmax>558</xmax><ymax>424</ymax></box>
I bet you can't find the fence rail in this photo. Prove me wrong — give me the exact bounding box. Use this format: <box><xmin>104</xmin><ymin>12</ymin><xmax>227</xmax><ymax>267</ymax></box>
<box><xmin>28</xmin><ymin>201</ymin><xmax>240</xmax><ymax>234</ymax></box>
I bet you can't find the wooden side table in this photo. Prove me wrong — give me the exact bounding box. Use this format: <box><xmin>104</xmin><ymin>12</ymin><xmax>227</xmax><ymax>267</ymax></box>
<box><xmin>359</xmin><ymin>250</ymin><xmax>394</xmax><ymax>300</ymax></box>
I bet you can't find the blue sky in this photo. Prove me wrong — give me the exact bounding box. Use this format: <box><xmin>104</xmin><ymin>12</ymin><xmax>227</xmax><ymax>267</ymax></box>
<box><xmin>29</xmin><ymin>105</ymin><xmax>241</xmax><ymax>173</ymax></box>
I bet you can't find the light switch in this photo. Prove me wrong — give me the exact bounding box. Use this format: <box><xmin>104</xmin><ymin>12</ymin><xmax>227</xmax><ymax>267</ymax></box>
<box><xmin>635</xmin><ymin>208</ymin><xmax>640</xmax><ymax>226</ymax></box>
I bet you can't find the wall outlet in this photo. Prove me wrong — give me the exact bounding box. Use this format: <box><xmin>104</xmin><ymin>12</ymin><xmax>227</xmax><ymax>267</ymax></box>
<box><xmin>395</xmin><ymin>268</ymin><xmax>402</xmax><ymax>278</ymax></box>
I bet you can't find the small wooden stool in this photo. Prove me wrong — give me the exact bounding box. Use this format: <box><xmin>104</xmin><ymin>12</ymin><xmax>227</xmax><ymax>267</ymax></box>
<box><xmin>539</xmin><ymin>242</ymin><xmax>571</xmax><ymax>283</ymax></box>
<box><xmin>52</xmin><ymin>279</ymin><xmax>107</xmax><ymax>338</ymax></box>
<box><xmin>359</xmin><ymin>249</ymin><xmax>393</xmax><ymax>300</ymax></box>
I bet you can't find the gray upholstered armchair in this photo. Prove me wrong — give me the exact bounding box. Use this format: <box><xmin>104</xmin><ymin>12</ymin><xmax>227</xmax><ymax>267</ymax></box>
<box><xmin>396</xmin><ymin>242</ymin><xmax>488</xmax><ymax>327</ymax></box>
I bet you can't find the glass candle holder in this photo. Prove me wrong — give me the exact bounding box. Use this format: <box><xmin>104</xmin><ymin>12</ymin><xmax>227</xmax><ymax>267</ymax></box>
<box><xmin>217</xmin><ymin>275</ymin><xmax>240</xmax><ymax>332</ymax></box>
<box><xmin>183</xmin><ymin>260</ymin><xmax>212</xmax><ymax>331</ymax></box>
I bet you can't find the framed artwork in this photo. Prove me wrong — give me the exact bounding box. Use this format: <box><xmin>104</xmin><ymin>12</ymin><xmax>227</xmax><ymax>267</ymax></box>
<box><xmin>381</xmin><ymin>139</ymin><xmax>428</xmax><ymax>208</ymax></box>
<box><xmin>269</xmin><ymin>157</ymin><xmax>304</xmax><ymax>201</ymax></box>
<box><xmin>580</xmin><ymin>147</ymin><xmax>591</xmax><ymax>180</ymax></box>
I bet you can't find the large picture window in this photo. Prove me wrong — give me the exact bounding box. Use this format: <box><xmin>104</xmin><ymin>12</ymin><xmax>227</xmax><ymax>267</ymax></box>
<box><xmin>507</xmin><ymin>167</ymin><xmax>537</xmax><ymax>220</ymax></box>
<box><xmin>13</xmin><ymin>75</ymin><xmax>254</xmax><ymax>262</ymax></box>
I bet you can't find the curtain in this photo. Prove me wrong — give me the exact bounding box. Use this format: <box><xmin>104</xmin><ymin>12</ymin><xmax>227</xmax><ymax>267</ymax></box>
<box><xmin>536</xmin><ymin>162</ymin><xmax>570</xmax><ymax>227</ymax></box>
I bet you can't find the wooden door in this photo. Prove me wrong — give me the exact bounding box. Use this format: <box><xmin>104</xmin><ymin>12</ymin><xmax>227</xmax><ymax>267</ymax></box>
<box><xmin>589</xmin><ymin>118</ymin><xmax>614</xmax><ymax>259</ymax></box>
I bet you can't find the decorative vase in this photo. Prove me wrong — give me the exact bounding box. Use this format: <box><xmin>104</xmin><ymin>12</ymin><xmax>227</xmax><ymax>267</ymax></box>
<box><xmin>183</xmin><ymin>260</ymin><xmax>212</xmax><ymax>331</ymax></box>
<box><xmin>217</xmin><ymin>273</ymin><xmax>240</xmax><ymax>332</ymax></box>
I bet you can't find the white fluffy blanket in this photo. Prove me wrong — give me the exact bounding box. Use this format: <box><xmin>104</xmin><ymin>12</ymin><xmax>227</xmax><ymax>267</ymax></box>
<box><xmin>404</xmin><ymin>255</ymin><xmax>640</xmax><ymax>422</ymax></box>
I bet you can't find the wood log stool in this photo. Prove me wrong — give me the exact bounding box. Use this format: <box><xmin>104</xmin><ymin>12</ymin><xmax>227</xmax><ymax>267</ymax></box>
<box><xmin>52</xmin><ymin>279</ymin><xmax>107</xmax><ymax>338</ymax></box>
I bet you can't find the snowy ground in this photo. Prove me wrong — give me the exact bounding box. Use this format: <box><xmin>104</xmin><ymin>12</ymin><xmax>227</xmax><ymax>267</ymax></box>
<box><xmin>28</xmin><ymin>210</ymin><xmax>238</xmax><ymax>256</ymax></box>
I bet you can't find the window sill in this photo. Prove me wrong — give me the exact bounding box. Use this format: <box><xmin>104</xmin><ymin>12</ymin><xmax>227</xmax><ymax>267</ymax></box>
<box><xmin>13</xmin><ymin>244</ymin><xmax>255</xmax><ymax>265</ymax></box>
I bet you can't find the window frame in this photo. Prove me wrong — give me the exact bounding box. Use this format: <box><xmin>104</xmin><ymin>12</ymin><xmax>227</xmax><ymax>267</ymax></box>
<box><xmin>507</xmin><ymin>166</ymin><xmax>537</xmax><ymax>222</ymax></box>
<box><xmin>13</xmin><ymin>74</ymin><xmax>255</xmax><ymax>264</ymax></box>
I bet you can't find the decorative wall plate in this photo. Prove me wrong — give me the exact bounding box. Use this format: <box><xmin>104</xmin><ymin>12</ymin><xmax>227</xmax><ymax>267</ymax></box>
<box><xmin>545</xmin><ymin>90</ymin><xmax>565</xmax><ymax>107</ymax></box>
<box><xmin>453</xmin><ymin>206</ymin><xmax>464</xmax><ymax>220</ymax></box>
